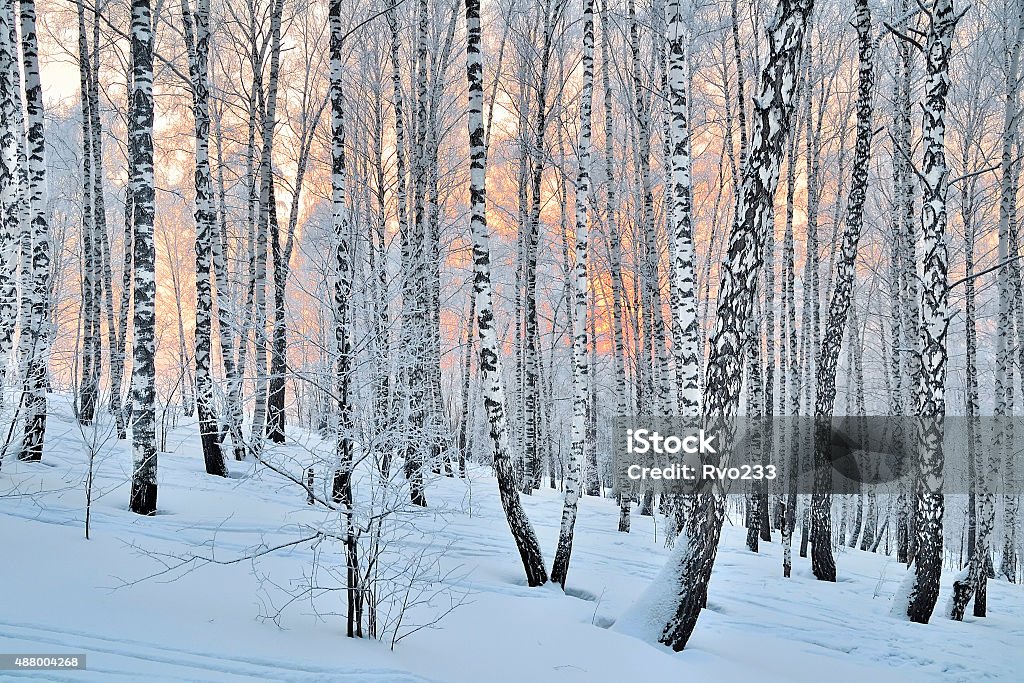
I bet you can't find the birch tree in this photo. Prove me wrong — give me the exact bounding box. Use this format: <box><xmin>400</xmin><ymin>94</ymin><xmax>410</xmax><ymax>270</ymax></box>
<box><xmin>668</xmin><ymin>0</ymin><xmax>699</xmax><ymax>421</ymax></box>
<box><xmin>810</xmin><ymin>0</ymin><xmax>875</xmax><ymax>583</ymax></box>
<box><xmin>891</xmin><ymin>0</ymin><xmax>960</xmax><ymax>624</ymax></box>
<box><xmin>550</xmin><ymin>0</ymin><xmax>595</xmax><ymax>589</ymax></box>
<box><xmin>600</xmin><ymin>0</ymin><xmax>631</xmax><ymax>533</ymax></box>
<box><xmin>77</xmin><ymin>1</ymin><xmax>100</xmax><ymax>426</ymax></box>
<box><xmin>250</xmin><ymin>0</ymin><xmax>284</xmax><ymax>452</ymax></box>
<box><xmin>0</xmin><ymin>0</ymin><xmax>22</xmax><ymax>415</ymax></box>
<box><xmin>620</xmin><ymin>0</ymin><xmax>814</xmax><ymax>650</ymax></box>
<box><xmin>182</xmin><ymin>0</ymin><xmax>227</xmax><ymax>477</ymax></box>
<box><xmin>464</xmin><ymin>0</ymin><xmax>548</xmax><ymax>586</ymax></box>
<box><xmin>998</xmin><ymin>0</ymin><xmax>1024</xmax><ymax>584</ymax></box>
<box><xmin>18</xmin><ymin>0</ymin><xmax>53</xmax><ymax>463</ymax></box>
<box><xmin>128</xmin><ymin>0</ymin><xmax>158</xmax><ymax>515</ymax></box>
<box><xmin>949</xmin><ymin>120</ymin><xmax>998</xmax><ymax>621</ymax></box>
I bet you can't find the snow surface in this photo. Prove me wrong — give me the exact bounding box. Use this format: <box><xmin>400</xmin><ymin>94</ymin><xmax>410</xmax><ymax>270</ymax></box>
<box><xmin>2</xmin><ymin>397</ymin><xmax>1023</xmax><ymax>681</ymax></box>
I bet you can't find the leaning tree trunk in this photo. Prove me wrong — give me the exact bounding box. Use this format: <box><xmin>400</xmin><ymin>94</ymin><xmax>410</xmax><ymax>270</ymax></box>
<box><xmin>464</xmin><ymin>0</ymin><xmax>548</xmax><ymax>586</ymax></box>
<box><xmin>618</xmin><ymin>0</ymin><xmax>813</xmax><ymax>651</ymax></box>
<box><xmin>18</xmin><ymin>0</ymin><xmax>53</xmax><ymax>463</ymax></box>
<box><xmin>892</xmin><ymin>0</ymin><xmax>957</xmax><ymax>625</ymax></box>
<box><xmin>128</xmin><ymin>0</ymin><xmax>158</xmax><ymax>515</ymax></box>
<box><xmin>182</xmin><ymin>0</ymin><xmax>227</xmax><ymax>477</ymax></box>
<box><xmin>810</xmin><ymin>0</ymin><xmax>874</xmax><ymax>583</ymax></box>
<box><xmin>550</xmin><ymin>0</ymin><xmax>595</xmax><ymax>589</ymax></box>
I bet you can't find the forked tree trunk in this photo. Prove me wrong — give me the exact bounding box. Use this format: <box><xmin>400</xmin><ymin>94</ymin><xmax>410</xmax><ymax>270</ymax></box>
<box><xmin>250</xmin><ymin>0</ymin><xmax>284</xmax><ymax>453</ymax></box>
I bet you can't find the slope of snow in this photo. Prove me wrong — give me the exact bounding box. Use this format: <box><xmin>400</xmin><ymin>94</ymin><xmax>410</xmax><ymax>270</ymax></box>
<box><xmin>1</xmin><ymin>398</ymin><xmax>1022</xmax><ymax>681</ymax></box>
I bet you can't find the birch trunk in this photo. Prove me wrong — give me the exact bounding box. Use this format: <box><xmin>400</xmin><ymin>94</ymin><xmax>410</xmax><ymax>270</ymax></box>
<box><xmin>781</xmin><ymin>74</ymin><xmax>803</xmax><ymax>576</ymax></box>
<box><xmin>464</xmin><ymin>0</ymin><xmax>548</xmax><ymax>585</ymax></box>
<box><xmin>894</xmin><ymin>0</ymin><xmax>957</xmax><ymax>624</ymax></box>
<box><xmin>250</xmin><ymin>0</ymin><xmax>284</xmax><ymax>451</ymax></box>
<box><xmin>77</xmin><ymin>2</ymin><xmax>99</xmax><ymax>425</ymax></box>
<box><xmin>386</xmin><ymin>0</ymin><xmax>407</xmax><ymax>477</ymax></box>
<box><xmin>0</xmin><ymin>0</ymin><xmax>21</xmax><ymax>414</ymax></box>
<box><xmin>212</xmin><ymin>103</ymin><xmax>244</xmax><ymax>460</ymax></box>
<box><xmin>668</xmin><ymin>0</ymin><xmax>698</xmax><ymax>421</ymax></box>
<box><xmin>110</xmin><ymin>58</ymin><xmax>133</xmax><ymax>441</ymax></box>
<box><xmin>949</xmin><ymin>152</ymin><xmax>996</xmax><ymax>620</ymax></box>
<box><xmin>894</xmin><ymin>0</ymin><xmax>918</xmax><ymax>565</ymax></box>
<box><xmin>600</xmin><ymin>0</ymin><xmax>631</xmax><ymax>532</ymax></box>
<box><xmin>523</xmin><ymin>0</ymin><xmax>561</xmax><ymax>493</ymax></box>
<box><xmin>550</xmin><ymin>0</ymin><xmax>595</xmax><ymax>589</ymax></box>
<box><xmin>629</xmin><ymin>0</ymin><xmax>670</xmax><ymax>415</ymax></box>
<box><xmin>810</xmin><ymin>0</ymin><xmax>874</xmax><ymax>582</ymax></box>
<box><xmin>182</xmin><ymin>0</ymin><xmax>227</xmax><ymax>477</ymax></box>
<box><xmin>128</xmin><ymin>0</ymin><xmax>157</xmax><ymax>515</ymax></box>
<box><xmin>626</xmin><ymin>0</ymin><xmax>814</xmax><ymax>650</ymax></box>
<box><xmin>327</xmin><ymin>2</ymin><xmax>360</xmax><ymax>637</ymax></box>
<box><xmin>998</xmin><ymin>0</ymin><xmax>1024</xmax><ymax>584</ymax></box>
<box><xmin>18</xmin><ymin>0</ymin><xmax>53</xmax><ymax>462</ymax></box>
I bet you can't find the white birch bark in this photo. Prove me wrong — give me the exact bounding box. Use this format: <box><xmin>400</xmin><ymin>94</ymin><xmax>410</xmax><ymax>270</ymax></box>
<box><xmin>600</xmin><ymin>0</ymin><xmax>631</xmax><ymax>532</ymax></box>
<box><xmin>667</xmin><ymin>0</ymin><xmax>698</xmax><ymax>419</ymax></box>
<box><xmin>0</xmin><ymin>0</ymin><xmax>22</xmax><ymax>414</ymax></box>
<box><xmin>250</xmin><ymin>0</ymin><xmax>284</xmax><ymax>451</ymax></box>
<box><xmin>182</xmin><ymin>0</ymin><xmax>227</xmax><ymax>476</ymax></box>
<box><xmin>77</xmin><ymin>1</ymin><xmax>99</xmax><ymax>425</ymax></box>
<box><xmin>621</xmin><ymin>0</ymin><xmax>814</xmax><ymax>650</ymax></box>
<box><xmin>551</xmin><ymin>0</ymin><xmax>595</xmax><ymax>589</ymax></box>
<box><xmin>892</xmin><ymin>0</ymin><xmax>958</xmax><ymax>624</ymax></box>
<box><xmin>464</xmin><ymin>0</ymin><xmax>548</xmax><ymax>585</ymax></box>
<box><xmin>810</xmin><ymin>0</ymin><xmax>875</xmax><ymax>582</ymax></box>
<box><xmin>128</xmin><ymin>0</ymin><xmax>158</xmax><ymax>515</ymax></box>
<box><xmin>998</xmin><ymin>0</ymin><xmax>1024</xmax><ymax>584</ymax></box>
<box><xmin>18</xmin><ymin>0</ymin><xmax>53</xmax><ymax>462</ymax></box>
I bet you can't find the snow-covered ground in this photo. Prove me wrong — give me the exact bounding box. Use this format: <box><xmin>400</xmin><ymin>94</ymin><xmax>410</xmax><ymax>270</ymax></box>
<box><xmin>2</xmin><ymin>398</ymin><xmax>1023</xmax><ymax>682</ymax></box>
